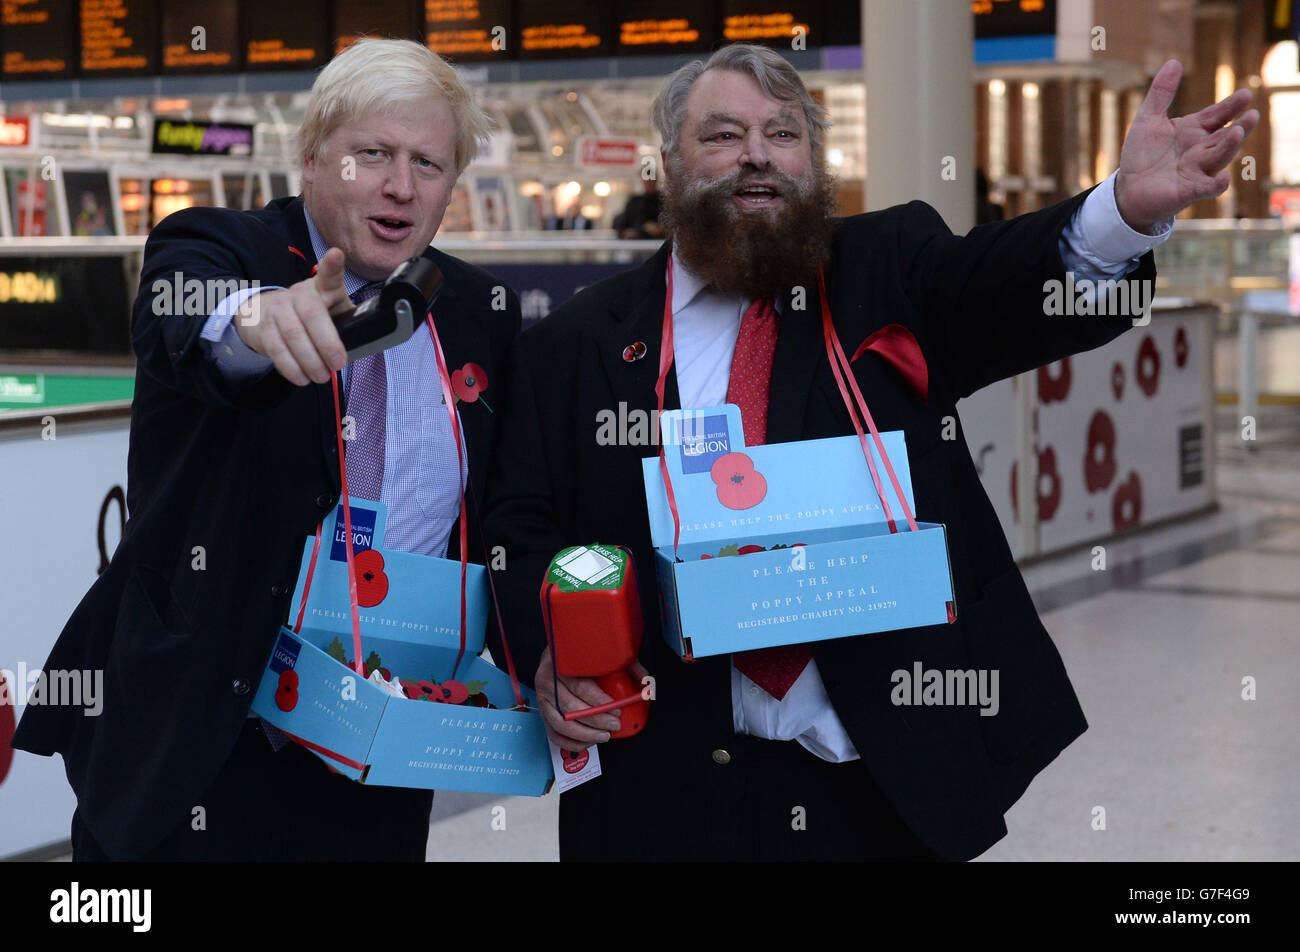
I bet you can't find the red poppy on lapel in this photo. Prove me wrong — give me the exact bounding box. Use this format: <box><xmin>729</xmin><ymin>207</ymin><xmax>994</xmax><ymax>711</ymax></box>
<box><xmin>850</xmin><ymin>323</ymin><xmax>929</xmax><ymax>405</ymax></box>
<box><xmin>452</xmin><ymin>363</ymin><xmax>487</xmax><ymax>402</ymax></box>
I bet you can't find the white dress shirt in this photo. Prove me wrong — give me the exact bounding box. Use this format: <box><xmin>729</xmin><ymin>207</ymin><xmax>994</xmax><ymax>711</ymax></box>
<box><xmin>668</xmin><ymin>171</ymin><xmax>1173</xmax><ymax>761</ymax></box>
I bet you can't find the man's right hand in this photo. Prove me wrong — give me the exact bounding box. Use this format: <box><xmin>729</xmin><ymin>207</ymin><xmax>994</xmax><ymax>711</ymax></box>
<box><xmin>535</xmin><ymin>646</ymin><xmax>624</xmax><ymax>751</ymax></box>
<box><xmin>234</xmin><ymin>246</ymin><xmax>354</xmax><ymax>386</ymax></box>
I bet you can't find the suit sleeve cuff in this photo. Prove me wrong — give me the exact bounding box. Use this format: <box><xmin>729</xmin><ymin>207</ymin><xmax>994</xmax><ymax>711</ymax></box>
<box><xmin>199</xmin><ymin>286</ymin><xmax>279</xmax><ymax>380</ymax></box>
<box><xmin>1072</xmin><ymin>172</ymin><xmax>1174</xmax><ymax>267</ymax></box>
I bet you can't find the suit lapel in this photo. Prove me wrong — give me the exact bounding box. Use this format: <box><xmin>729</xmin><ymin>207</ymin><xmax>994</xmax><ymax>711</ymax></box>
<box><xmin>808</xmin><ymin>239</ymin><xmax>933</xmax><ymax>451</ymax></box>
<box><xmin>594</xmin><ymin>243</ymin><xmax>681</xmax><ymax>425</ymax></box>
<box><xmin>423</xmin><ymin>265</ymin><xmax>488</xmax><ymax>496</ymax></box>
<box><xmin>767</xmin><ymin>277</ymin><xmax>826</xmax><ymax>444</ymax></box>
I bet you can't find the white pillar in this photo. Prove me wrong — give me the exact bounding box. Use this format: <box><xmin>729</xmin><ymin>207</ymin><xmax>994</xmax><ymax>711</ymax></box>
<box><xmin>863</xmin><ymin>0</ymin><xmax>975</xmax><ymax>234</ymax></box>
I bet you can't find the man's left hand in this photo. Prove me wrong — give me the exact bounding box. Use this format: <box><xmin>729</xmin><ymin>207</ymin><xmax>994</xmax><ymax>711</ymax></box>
<box><xmin>1115</xmin><ymin>59</ymin><xmax>1259</xmax><ymax>233</ymax></box>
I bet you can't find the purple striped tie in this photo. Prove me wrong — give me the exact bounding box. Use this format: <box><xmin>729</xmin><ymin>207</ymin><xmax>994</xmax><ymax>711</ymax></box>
<box><xmin>342</xmin><ymin>281</ymin><xmax>387</xmax><ymax>503</ymax></box>
<box><xmin>260</xmin><ymin>280</ymin><xmax>385</xmax><ymax>753</ymax></box>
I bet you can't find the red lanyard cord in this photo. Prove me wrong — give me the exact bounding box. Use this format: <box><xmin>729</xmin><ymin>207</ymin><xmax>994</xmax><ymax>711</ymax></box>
<box><xmin>292</xmin><ymin>522</ymin><xmax>324</xmax><ymax>635</ymax></box>
<box><xmin>290</xmin><ymin>314</ymin><xmax>474</xmax><ymax>686</ymax></box>
<box><xmin>463</xmin><ymin>476</ymin><xmax>527</xmax><ymax>711</ymax></box>
<box><xmin>656</xmin><ymin>258</ymin><xmax>683</xmax><ymax>557</ymax></box>
<box><xmin>651</xmin><ymin>259</ymin><xmax>919</xmax><ymax>554</ymax></box>
<box><xmin>817</xmin><ymin>267</ymin><xmax>918</xmax><ymax>533</ymax></box>
<box><xmin>331</xmin><ymin>372</ymin><xmax>366</xmax><ymax>676</ymax></box>
<box><xmin>424</xmin><ymin>312</ymin><xmax>471</xmax><ymax>681</ymax></box>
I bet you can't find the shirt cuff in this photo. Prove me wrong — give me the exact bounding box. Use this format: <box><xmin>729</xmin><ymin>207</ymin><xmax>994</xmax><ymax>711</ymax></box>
<box><xmin>1072</xmin><ymin>172</ymin><xmax>1174</xmax><ymax>267</ymax></box>
<box><xmin>199</xmin><ymin>286</ymin><xmax>280</xmax><ymax>380</ymax></box>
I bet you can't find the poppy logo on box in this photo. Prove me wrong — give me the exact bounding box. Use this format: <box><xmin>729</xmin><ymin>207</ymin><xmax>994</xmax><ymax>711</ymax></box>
<box><xmin>679</xmin><ymin>414</ymin><xmax>730</xmax><ymax>474</ymax></box>
<box><xmin>330</xmin><ymin>506</ymin><xmax>377</xmax><ymax>561</ymax></box>
<box><xmin>269</xmin><ymin>633</ymin><xmax>301</xmax><ymax>674</ymax></box>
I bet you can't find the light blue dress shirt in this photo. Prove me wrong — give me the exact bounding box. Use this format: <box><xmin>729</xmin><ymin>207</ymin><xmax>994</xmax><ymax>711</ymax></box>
<box><xmin>198</xmin><ymin>207</ymin><xmax>466</xmax><ymax>559</ymax></box>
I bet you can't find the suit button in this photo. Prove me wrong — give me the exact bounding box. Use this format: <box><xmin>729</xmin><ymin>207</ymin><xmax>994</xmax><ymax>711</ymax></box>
<box><xmin>232</xmin><ymin>679</ymin><xmax>250</xmax><ymax>696</ymax></box>
<box><xmin>271</xmin><ymin>582</ymin><xmax>288</xmax><ymax>597</ymax></box>
<box><xmin>315</xmin><ymin>492</ymin><xmax>333</xmax><ymax>508</ymax></box>
<box><xmin>711</xmin><ymin>749</ymin><xmax>731</xmax><ymax>765</ymax></box>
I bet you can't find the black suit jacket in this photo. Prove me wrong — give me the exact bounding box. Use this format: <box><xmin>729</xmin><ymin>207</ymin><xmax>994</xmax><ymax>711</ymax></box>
<box><xmin>13</xmin><ymin>196</ymin><xmax>521</xmax><ymax>860</ymax></box>
<box><xmin>482</xmin><ymin>188</ymin><xmax>1155</xmax><ymax>861</ymax></box>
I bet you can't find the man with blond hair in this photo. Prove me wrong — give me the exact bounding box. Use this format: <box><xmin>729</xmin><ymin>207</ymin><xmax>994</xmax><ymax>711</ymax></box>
<box><xmin>14</xmin><ymin>39</ymin><xmax>521</xmax><ymax>860</ymax></box>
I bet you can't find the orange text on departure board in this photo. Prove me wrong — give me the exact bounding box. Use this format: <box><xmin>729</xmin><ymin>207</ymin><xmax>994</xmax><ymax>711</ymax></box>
<box><xmin>521</xmin><ymin>23</ymin><xmax>600</xmax><ymax>51</ymax></box>
<box><xmin>723</xmin><ymin>13</ymin><xmax>809</xmax><ymax>41</ymax></box>
<box><xmin>164</xmin><ymin>44</ymin><xmax>232</xmax><ymax>68</ymax></box>
<box><xmin>3</xmin><ymin>0</ymin><xmax>49</xmax><ymax>25</ymax></box>
<box><xmin>426</xmin><ymin>0</ymin><xmax>482</xmax><ymax>23</ymax></box>
<box><xmin>620</xmin><ymin>19</ymin><xmax>699</xmax><ymax>46</ymax></box>
<box><xmin>4</xmin><ymin>0</ymin><xmax>66</xmax><ymax>73</ymax></box>
<box><xmin>427</xmin><ymin>29</ymin><xmax>496</xmax><ymax>53</ymax></box>
<box><xmin>247</xmin><ymin>39</ymin><xmax>318</xmax><ymax>64</ymax></box>
<box><xmin>972</xmin><ymin>0</ymin><xmax>1046</xmax><ymax>13</ymax></box>
<box><xmin>80</xmin><ymin>0</ymin><xmax>147</xmax><ymax>71</ymax></box>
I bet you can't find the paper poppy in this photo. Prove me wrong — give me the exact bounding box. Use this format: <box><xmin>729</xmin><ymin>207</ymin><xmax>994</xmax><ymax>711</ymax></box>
<box><xmin>452</xmin><ymin>362</ymin><xmax>492</xmax><ymax>412</ymax></box>
<box><xmin>275</xmin><ymin>669</ymin><xmax>300</xmax><ymax>712</ymax></box>
<box><xmin>353</xmin><ymin>549</ymin><xmax>389</xmax><ymax>607</ymax></box>
<box><xmin>432</xmin><ymin>680</ymin><xmax>470</xmax><ymax>705</ymax></box>
<box><xmin>710</xmin><ymin>452</ymin><xmax>767</xmax><ymax>510</ymax></box>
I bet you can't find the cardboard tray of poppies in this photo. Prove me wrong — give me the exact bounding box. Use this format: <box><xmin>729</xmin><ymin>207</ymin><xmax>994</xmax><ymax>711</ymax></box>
<box><xmin>251</xmin><ymin>502</ymin><xmax>554</xmax><ymax>795</ymax></box>
<box><xmin>642</xmin><ymin>405</ymin><xmax>956</xmax><ymax>660</ymax></box>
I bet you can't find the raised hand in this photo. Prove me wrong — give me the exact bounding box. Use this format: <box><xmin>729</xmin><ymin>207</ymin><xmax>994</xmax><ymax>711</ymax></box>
<box><xmin>1114</xmin><ymin>59</ymin><xmax>1259</xmax><ymax>233</ymax></box>
<box><xmin>234</xmin><ymin>246</ymin><xmax>353</xmax><ymax>386</ymax></box>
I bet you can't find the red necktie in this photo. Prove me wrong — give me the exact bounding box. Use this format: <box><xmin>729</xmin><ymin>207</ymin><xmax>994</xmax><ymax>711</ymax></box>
<box><xmin>727</xmin><ymin>297</ymin><xmax>813</xmax><ymax>701</ymax></box>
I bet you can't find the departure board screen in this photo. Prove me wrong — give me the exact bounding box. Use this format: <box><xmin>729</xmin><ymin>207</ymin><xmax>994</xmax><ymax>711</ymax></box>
<box><xmin>616</xmin><ymin>0</ymin><xmax>712</xmax><ymax>54</ymax></box>
<box><xmin>161</xmin><ymin>0</ymin><xmax>238</xmax><ymax>73</ymax></box>
<box><xmin>425</xmin><ymin>0</ymin><xmax>509</xmax><ymax>62</ymax></box>
<box><xmin>79</xmin><ymin>0</ymin><xmax>157</xmax><ymax>77</ymax></box>
<box><xmin>720</xmin><ymin>0</ymin><xmax>823</xmax><ymax>47</ymax></box>
<box><xmin>972</xmin><ymin>0</ymin><xmax>1056</xmax><ymax>38</ymax></box>
<box><xmin>2</xmin><ymin>0</ymin><xmax>76</xmax><ymax>78</ymax></box>
<box><xmin>244</xmin><ymin>1</ymin><xmax>329</xmax><ymax>70</ymax></box>
<box><xmin>517</xmin><ymin>0</ymin><xmax>614</xmax><ymax>59</ymax></box>
<box><xmin>335</xmin><ymin>0</ymin><xmax>421</xmax><ymax>54</ymax></box>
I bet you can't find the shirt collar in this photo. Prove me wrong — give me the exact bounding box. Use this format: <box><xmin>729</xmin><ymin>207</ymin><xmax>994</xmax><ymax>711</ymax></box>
<box><xmin>667</xmin><ymin>246</ymin><xmax>716</xmax><ymax>317</ymax></box>
<box><xmin>302</xmin><ymin>204</ymin><xmax>374</xmax><ymax>300</ymax></box>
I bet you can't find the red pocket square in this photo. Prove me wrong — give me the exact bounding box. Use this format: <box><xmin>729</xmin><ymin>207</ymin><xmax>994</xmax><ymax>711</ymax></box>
<box><xmin>850</xmin><ymin>323</ymin><xmax>929</xmax><ymax>405</ymax></box>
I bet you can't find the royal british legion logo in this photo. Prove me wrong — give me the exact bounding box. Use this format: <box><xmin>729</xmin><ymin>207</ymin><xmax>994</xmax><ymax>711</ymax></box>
<box><xmin>330</xmin><ymin>505</ymin><xmax>377</xmax><ymax>561</ymax></box>
<box><xmin>269</xmin><ymin>632</ymin><xmax>301</xmax><ymax>674</ymax></box>
<box><xmin>679</xmin><ymin>413</ymin><xmax>731</xmax><ymax>474</ymax></box>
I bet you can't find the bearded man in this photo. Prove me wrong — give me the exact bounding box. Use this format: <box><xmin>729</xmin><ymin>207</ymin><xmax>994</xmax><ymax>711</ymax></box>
<box><xmin>481</xmin><ymin>43</ymin><xmax>1255</xmax><ymax>860</ymax></box>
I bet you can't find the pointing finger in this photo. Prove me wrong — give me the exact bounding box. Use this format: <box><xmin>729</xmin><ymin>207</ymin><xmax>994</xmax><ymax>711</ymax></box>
<box><xmin>313</xmin><ymin>247</ymin><xmax>352</xmax><ymax>315</ymax></box>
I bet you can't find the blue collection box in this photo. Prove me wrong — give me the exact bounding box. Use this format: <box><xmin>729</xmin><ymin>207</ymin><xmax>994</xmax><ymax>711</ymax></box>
<box><xmin>251</xmin><ymin>502</ymin><xmax>554</xmax><ymax>796</ymax></box>
<box><xmin>641</xmin><ymin>406</ymin><xmax>956</xmax><ymax>660</ymax></box>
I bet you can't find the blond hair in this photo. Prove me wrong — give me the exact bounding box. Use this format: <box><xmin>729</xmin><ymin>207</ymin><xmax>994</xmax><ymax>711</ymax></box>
<box><xmin>299</xmin><ymin>38</ymin><xmax>491</xmax><ymax>175</ymax></box>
